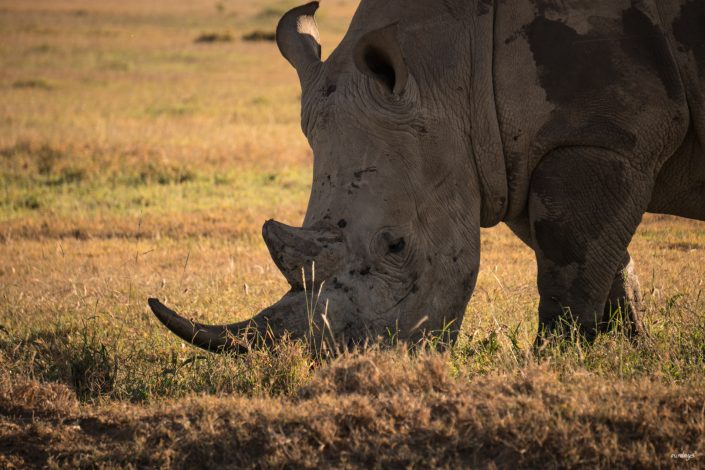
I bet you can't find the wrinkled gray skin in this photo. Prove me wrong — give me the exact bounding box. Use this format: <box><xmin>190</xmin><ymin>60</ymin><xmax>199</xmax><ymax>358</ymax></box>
<box><xmin>149</xmin><ymin>0</ymin><xmax>705</xmax><ymax>352</ymax></box>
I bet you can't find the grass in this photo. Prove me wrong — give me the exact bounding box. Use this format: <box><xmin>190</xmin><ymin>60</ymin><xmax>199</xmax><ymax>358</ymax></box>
<box><xmin>1</xmin><ymin>0</ymin><xmax>704</xmax><ymax>467</ymax></box>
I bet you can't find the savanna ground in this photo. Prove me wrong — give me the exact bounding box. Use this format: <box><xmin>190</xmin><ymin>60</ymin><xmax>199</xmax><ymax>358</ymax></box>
<box><xmin>0</xmin><ymin>0</ymin><xmax>704</xmax><ymax>468</ymax></box>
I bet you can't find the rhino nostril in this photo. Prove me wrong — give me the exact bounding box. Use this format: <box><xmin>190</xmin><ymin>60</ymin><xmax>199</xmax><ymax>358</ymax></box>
<box><xmin>388</xmin><ymin>237</ymin><xmax>406</xmax><ymax>253</ymax></box>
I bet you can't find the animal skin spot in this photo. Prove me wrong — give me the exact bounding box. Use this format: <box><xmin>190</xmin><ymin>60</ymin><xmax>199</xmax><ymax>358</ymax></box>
<box><xmin>621</xmin><ymin>7</ymin><xmax>681</xmax><ymax>101</ymax></box>
<box><xmin>477</xmin><ymin>0</ymin><xmax>492</xmax><ymax>16</ymax></box>
<box><xmin>673</xmin><ymin>0</ymin><xmax>705</xmax><ymax>75</ymax></box>
<box><xmin>353</xmin><ymin>167</ymin><xmax>377</xmax><ymax>180</ymax></box>
<box><xmin>337</xmin><ymin>219</ymin><xmax>347</xmax><ymax>228</ymax></box>
<box><xmin>533</xmin><ymin>219</ymin><xmax>586</xmax><ymax>267</ymax></box>
<box><xmin>532</xmin><ymin>152</ymin><xmax>629</xmax><ymax>266</ymax></box>
<box><xmin>532</xmin><ymin>0</ymin><xmax>566</xmax><ymax>17</ymax></box>
<box><xmin>525</xmin><ymin>17</ymin><xmax>617</xmax><ymax>105</ymax></box>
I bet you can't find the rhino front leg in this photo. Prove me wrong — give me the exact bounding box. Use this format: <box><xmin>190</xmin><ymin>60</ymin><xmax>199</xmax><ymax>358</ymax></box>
<box><xmin>527</xmin><ymin>147</ymin><xmax>652</xmax><ymax>342</ymax></box>
<box><xmin>506</xmin><ymin>217</ymin><xmax>645</xmax><ymax>337</ymax></box>
<box><xmin>603</xmin><ymin>252</ymin><xmax>645</xmax><ymax>336</ymax></box>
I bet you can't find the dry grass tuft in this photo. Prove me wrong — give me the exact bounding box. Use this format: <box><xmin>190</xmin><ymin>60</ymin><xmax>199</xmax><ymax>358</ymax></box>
<box><xmin>1</xmin><ymin>350</ymin><xmax>704</xmax><ymax>468</ymax></box>
<box><xmin>0</xmin><ymin>371</ymin><xmax>79</xmax><ymax>419</ymax></box>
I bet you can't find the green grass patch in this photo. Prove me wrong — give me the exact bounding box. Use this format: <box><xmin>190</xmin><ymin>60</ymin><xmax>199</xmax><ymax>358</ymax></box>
<box><xmin>0</xmin><ymin>147</ymin><xmax>310</xmax><ymax>220</ymax></box>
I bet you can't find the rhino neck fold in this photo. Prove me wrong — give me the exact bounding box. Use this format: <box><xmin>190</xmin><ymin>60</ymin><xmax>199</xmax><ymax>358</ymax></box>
<box><xmin>469</xmin><ymin>1</ymin><xmax>508</xmax><ymax>228</ymax></box>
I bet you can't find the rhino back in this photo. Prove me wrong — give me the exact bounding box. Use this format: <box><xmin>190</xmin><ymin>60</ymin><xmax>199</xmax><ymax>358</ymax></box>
<box><xmin>493</xmin><ymin>0</ymin><xmax>692</xmax><ymax>217</ymax></box>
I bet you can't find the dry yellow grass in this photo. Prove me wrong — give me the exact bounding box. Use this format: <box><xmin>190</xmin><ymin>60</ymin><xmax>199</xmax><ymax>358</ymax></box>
<box><xmin>1</xmin><ymin>0</ymin><xmax>704</xmax><ymax>467</ymax></box>
<box><xmin>2</xmin><ymin>352</ymin><xmax>705</xmax><ymax>468</ymax></box>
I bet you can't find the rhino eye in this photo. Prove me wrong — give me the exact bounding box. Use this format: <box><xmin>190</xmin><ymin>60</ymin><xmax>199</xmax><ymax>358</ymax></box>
<box><xmin>388</xmin><ymin>237</ymin><xmax>406</xmax><ymax>254</ymax></box>
<box><xmin>371</xmin><ymin>231</ymin><xmax>409</xmax><ymax>259</ymax></box>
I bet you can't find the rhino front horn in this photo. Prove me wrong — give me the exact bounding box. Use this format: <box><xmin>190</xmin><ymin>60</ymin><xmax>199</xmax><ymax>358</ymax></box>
<box><xmin>148</xmin><ymin>298</ymin><xmax>257</xmax><ymax>352</ymax></box>
<box><xmin>262</xmin><ymin>219</ymin><xmax>345</xmax><ymax>288</ymax></box>
<box><xmin>148</xmin><ymin>293</ymin><xmax>310</xmax><ymax>353</ymax></box>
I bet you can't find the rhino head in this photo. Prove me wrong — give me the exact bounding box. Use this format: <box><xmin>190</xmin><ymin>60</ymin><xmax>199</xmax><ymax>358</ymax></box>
<box><xmin>150</xmin><ymin>2</ymin><xmax>505</xmax><ymax>351</ymax></box>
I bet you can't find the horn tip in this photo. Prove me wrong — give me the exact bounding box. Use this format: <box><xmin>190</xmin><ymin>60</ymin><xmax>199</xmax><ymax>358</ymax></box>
<box><xmin>148</xmin><ymin>298</ymin><xmax>178</xmax><ymax>324</ymax></box>
<box><xmin>147</xmin><ymin>297</ymin><xmax>164</xmax><ymax>311</ymax></box>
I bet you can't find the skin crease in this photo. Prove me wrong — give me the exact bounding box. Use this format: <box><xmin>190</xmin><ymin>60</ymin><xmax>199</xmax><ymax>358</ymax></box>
<box><xmin>150</xmin><ymin>0</ymin><xmax>705</xmax><ymax>351</ymax></box>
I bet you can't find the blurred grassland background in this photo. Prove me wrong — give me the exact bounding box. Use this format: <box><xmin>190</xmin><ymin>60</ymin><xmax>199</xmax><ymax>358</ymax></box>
<box><xmin>1</xmin><ymin>0</ymin><xmax>705</xmax><ymax>467</ymax></box>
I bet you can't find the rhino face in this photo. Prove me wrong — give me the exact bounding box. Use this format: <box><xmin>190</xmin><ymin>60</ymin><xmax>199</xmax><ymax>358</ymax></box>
<box><xmin>148</xmin><ymin>2</ymin><xmax>483</xmax><ymax>351</ymax></box>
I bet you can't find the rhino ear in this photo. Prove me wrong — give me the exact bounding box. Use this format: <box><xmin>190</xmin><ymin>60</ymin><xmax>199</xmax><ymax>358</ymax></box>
<box><xmin>276</xmin><ymin>2</ymin><xmax>322</xmax><ymax>82</ymax></box>
<box><xmin>354</xmin><ymin>24</ymin><xmax>409</xmax><ymax>95</ymax></box>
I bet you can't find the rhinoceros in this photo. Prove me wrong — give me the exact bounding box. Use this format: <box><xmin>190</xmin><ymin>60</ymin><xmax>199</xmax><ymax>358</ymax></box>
<box><xmin>149</xmin><ymin>0</ymin><xmax>705</xmax><ymax>351</ymax></box>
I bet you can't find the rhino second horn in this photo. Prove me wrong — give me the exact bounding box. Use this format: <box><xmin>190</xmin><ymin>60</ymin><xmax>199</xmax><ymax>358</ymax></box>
<box><xmin>262</xmin><ymin>219</ymin><xmax>345</xmax><ymax>288</ymax></box>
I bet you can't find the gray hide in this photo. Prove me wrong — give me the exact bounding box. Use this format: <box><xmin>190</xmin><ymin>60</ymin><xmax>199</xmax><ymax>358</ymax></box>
<box><xmin>149</xmin><ymin>0</ymin><xmax>705</xmax><ymax>351</ymax></box>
